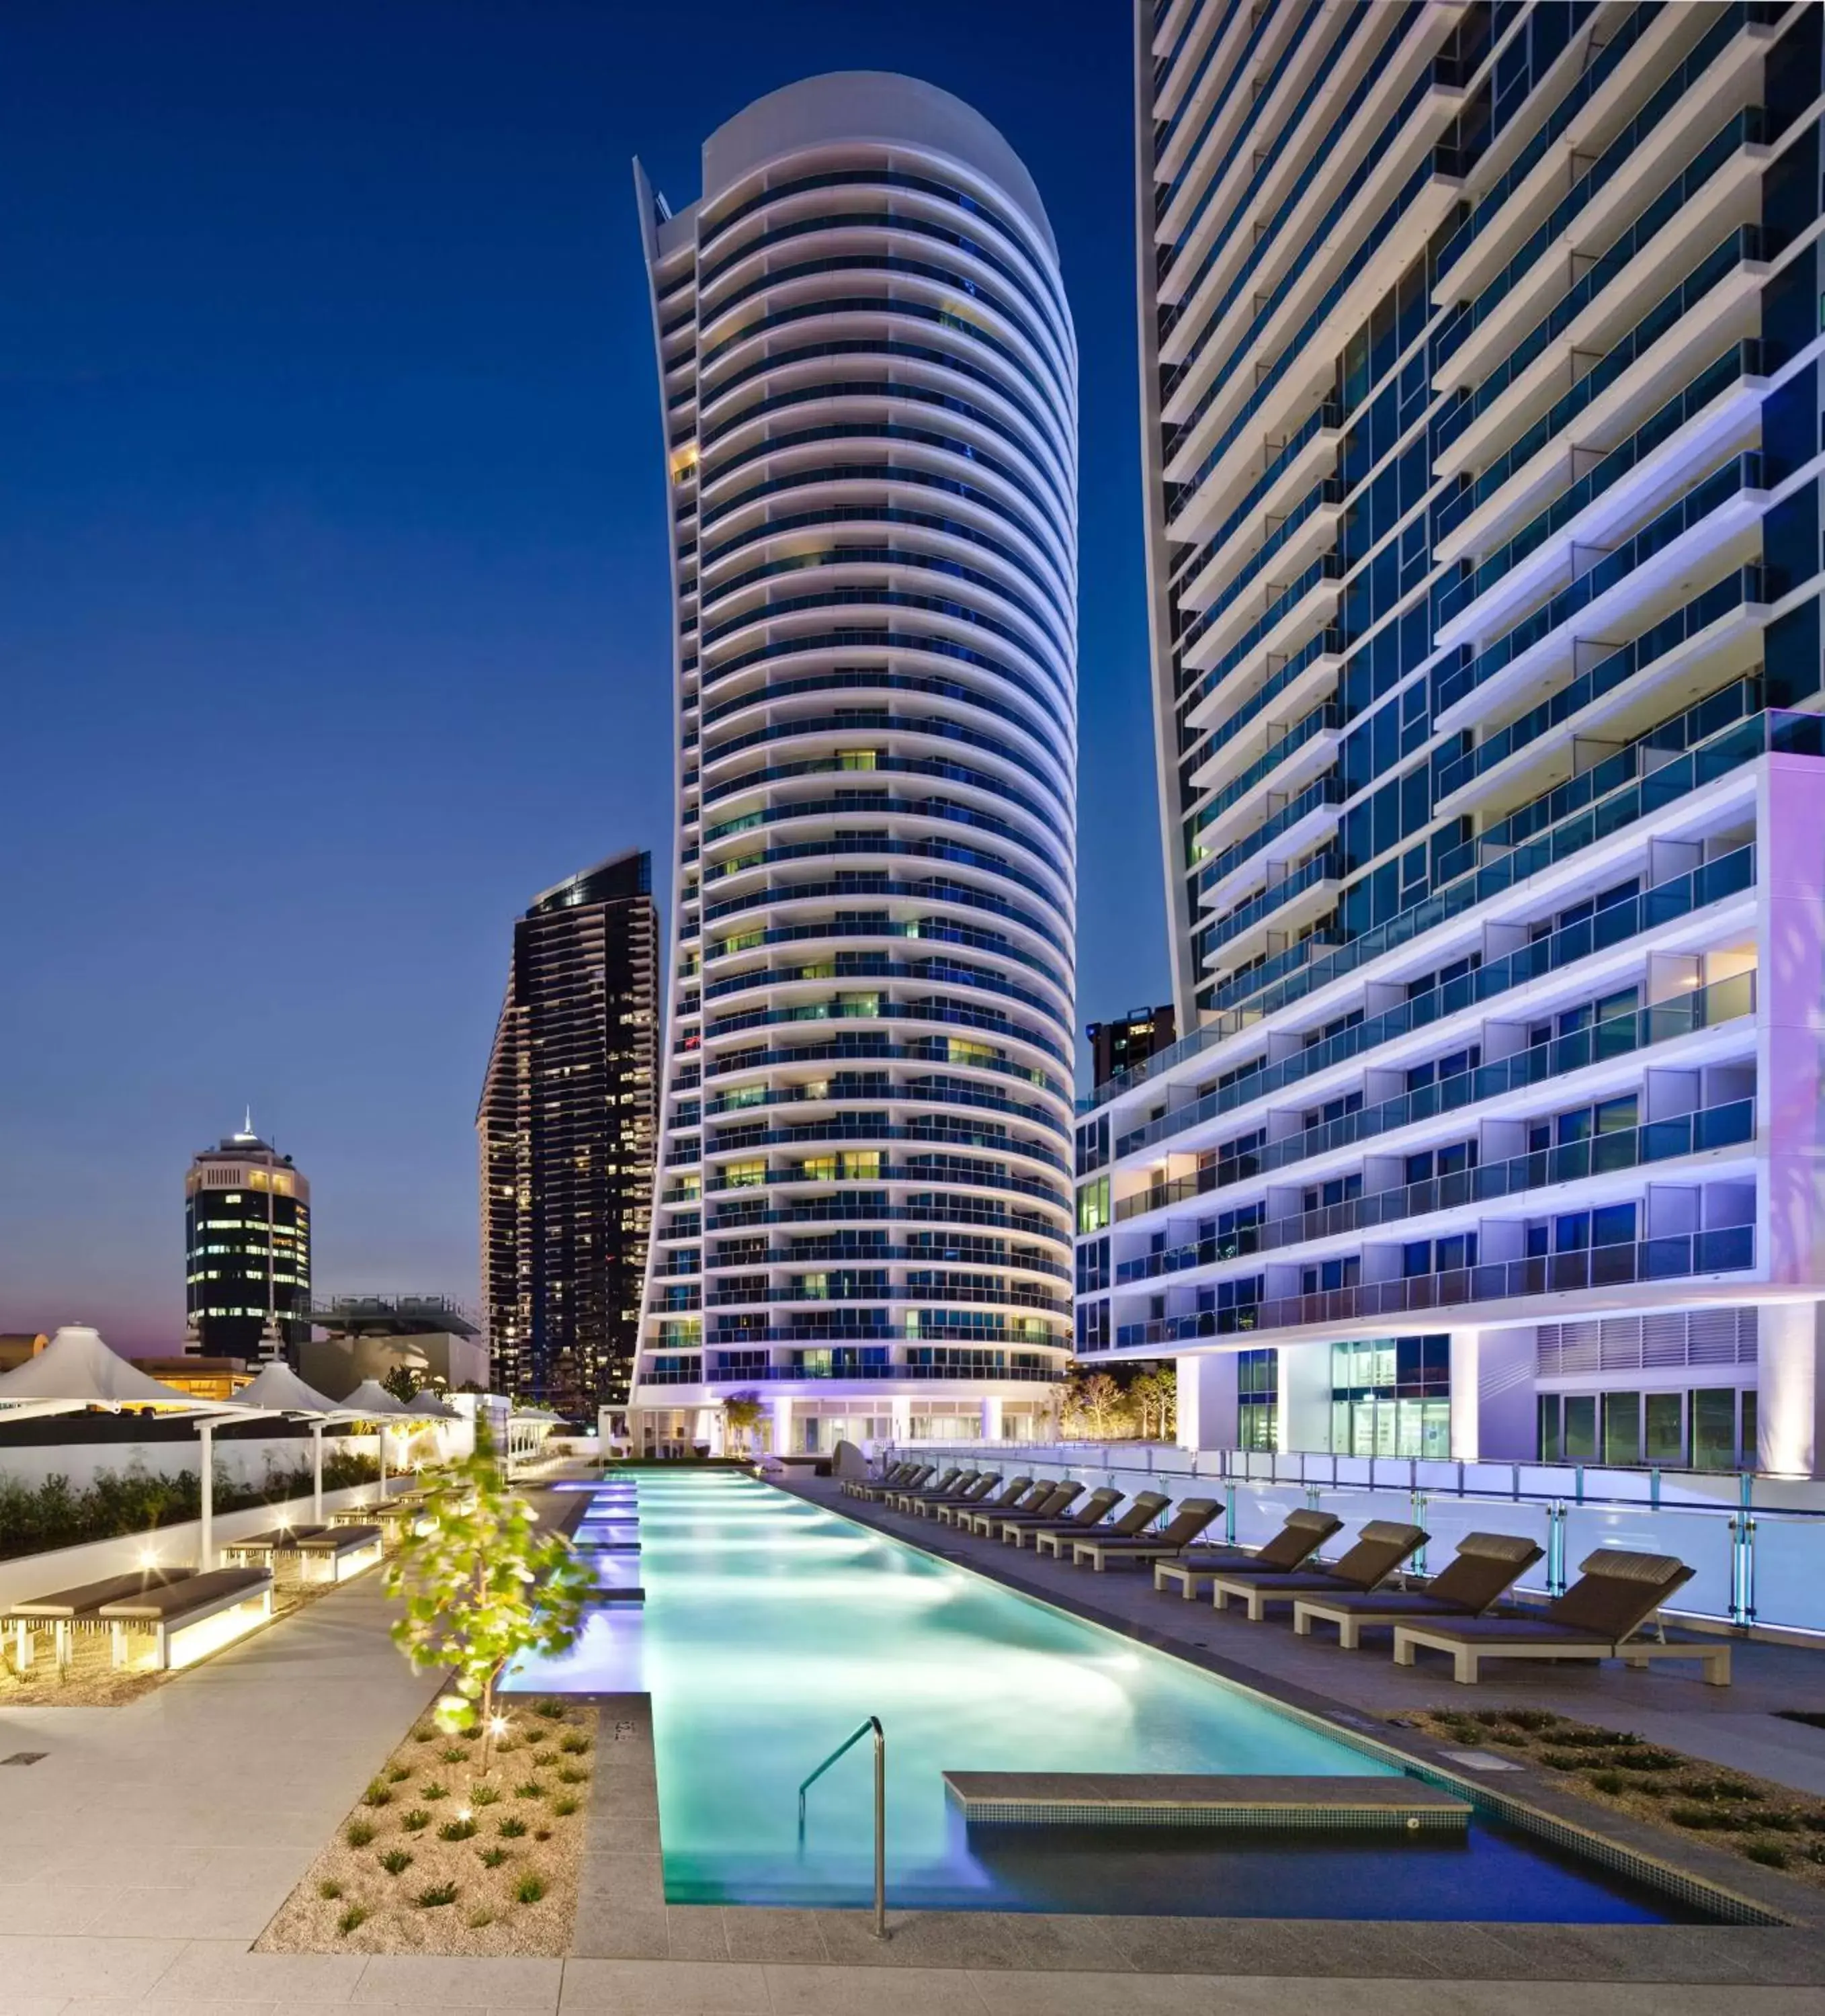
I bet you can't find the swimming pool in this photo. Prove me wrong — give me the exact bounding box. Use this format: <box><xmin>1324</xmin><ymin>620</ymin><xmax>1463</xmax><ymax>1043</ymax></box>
<box><xmin>507</xmin><ymin>1471</ymin><xmax>1697</xmax><ymax>1919</ymax></box>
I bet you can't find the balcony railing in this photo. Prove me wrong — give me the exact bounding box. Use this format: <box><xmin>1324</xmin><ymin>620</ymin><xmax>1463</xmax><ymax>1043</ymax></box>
<box><xmin>1437</xmin><ymin>455</ymin><xmax>1762</xmax><ymax>715</ymax></box>
<box><xmin>1436</xmin><ymin>578</ymin><xmax>1763</xmax><ymax>798</ymax></box>
<box><xmin>640</xmin><ymin>1359</ymin><xmax>1065</xmax><ymax>1385</ymax></box>
<box><xmin>1115</xmin><ymin>1095</ymin><xmax>1754</xmax><ymax>1281</ymax></box>
<box><xmin>1114</xmin><ymin>890</ymin><xmax>1754</xmax><ymax>1166</ymax></box>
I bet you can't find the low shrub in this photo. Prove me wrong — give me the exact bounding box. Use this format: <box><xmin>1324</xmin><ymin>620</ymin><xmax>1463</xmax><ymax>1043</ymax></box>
<box><xmin>470</xmin><ymin>1784</ymin><xmax>502</xmax><ymax>1807</ymax></box>
<box><xmin>386</xmin><ymin>1764</ymin><xmax>412</xmax><ymax>1783</ymax></box>
<box><xmin>345</xmin><ymin>1821</ymin><xmax>375</xmax><ymax>1848</ymax></box>
<box><xmin>420</xmin><ymin>1781</ymin><xmax>448</xmax><ymax>1802</ymax></box>
<box><xmin>0</xmin><ymin>1451</ymin><xmax>383</xmax><ymax>1562</ymax></box>
<box><xmin>560</xmin><ymin>1732</ymin><xmax>591</xmax><ymax>1755</ymax></box>
<box><xmin>337</xmin><ymin>1904</ymin><xmax>368</xmax><ymax>1935</ymax></box>
<box><xmin>414</xmin><ymin>1882</ymin><xmax>459</xmax><ymax>1908</ymax></box>
<box><xmin>556</xmin><ymin>1765</ymin><xmax>588</xmax><ymax>1786</ymax></box>
<box><xmin>439</xmin><ymin>1818</ymin><xmax>477</xmax><ymax>1842</ymax></box>
<box><xmin>400</xmin><ymin>1809</ymin><xmax>431</xmax><ymax>1834</ymax></box>
<box><xmin>468</xmin><ymin>1907</ymin><xmax>495</xmax><ymax>1928</ymax></box>
<box><xmin>361</xmin><ymin>1780</ymin><xmax>392</xmax><ymax>1808</ymax></box>
<box><xmin>1746</xmin><ymin>1842</ymin><xmax>1789</xmax><ymax>1868</ymax></box>
<box><xmin>534</xmin><ymin>1699</ymin><xmax>565</xmax><ymax>1720</ymax></box>
<box><xmin>478</xmin><ymin>1846</ymin><xmax>509</xmax><ymax>1868</ymax></box>
<box><xmin>514</xmin><ymin>1872</ymin><xmax>546</xmax><ymax>1904</ymax></box>
<box><xmin>514</xmin><ymin>1779</ymin><xmax>544</xmax><ymax>1800</ymax></box>
<box><xmin>379</xmin><ymin>1849</ymin><xmax>413</xmax><ymax>1875</ymax></box>
<box><xmin>552</xmin><ymin>1795</ymin><xmax>579</xmax><ymax>1817</ymax></box>
<box><xmin>497</xmin><ymin>1817</ymin><xmax>527</xmax><ymax>1839</ymax></box>
<box><xmin>317</xmin><ymin>1879</ymin><xmax>343</xmax><ymax>1900</ymax></box>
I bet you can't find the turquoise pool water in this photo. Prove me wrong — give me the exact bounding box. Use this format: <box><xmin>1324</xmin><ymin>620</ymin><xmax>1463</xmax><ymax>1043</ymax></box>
<box><xmin>506</xmin><ymin>1472</ymin><xmax>1691</xmax><ymax>1919</ymax></box>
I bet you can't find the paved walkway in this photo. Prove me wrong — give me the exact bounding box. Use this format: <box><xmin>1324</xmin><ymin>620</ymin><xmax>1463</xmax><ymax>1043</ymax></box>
<box><xmin>1</xmin><ymin>1501</ymin><xmax>1821</xmax><ymax>2011</ymax></box>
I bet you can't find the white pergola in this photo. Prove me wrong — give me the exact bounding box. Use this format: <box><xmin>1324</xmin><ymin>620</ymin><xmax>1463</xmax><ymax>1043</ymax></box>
<box><xmin>0</xmin><ymin>1325</ymin><xmax>259</xmax><ymax>1568</ymax></box>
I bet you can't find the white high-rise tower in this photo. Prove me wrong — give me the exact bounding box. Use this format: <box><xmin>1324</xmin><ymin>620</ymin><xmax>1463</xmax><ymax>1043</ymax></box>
<box><xmin>630</xmin><ymin>73</ymin><xmax>1079</xmax><ymax>1458</ymax></box>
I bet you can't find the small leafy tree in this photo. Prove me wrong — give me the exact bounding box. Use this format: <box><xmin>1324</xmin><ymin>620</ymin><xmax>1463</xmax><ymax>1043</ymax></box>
<box><xmin>722</xmin><ymin>1390</ymin><xmax>764</xmax><ymax>1456</ymax></box>
<box><xmin>1064</xmin><ymin>1370</ymin><xmax>1134</xmax><ymax>1441</ymax></box>
<box><xmin>1130</xmin><ymin>1368</ymin><xmax>1178</xmax><ymax>1441</ymax></box>
<box><xmin>381</xmin><ymin>1365</ymin><xmax>422</xmax><ymax>1404</ymax></box>
<box><xmin>384</xmin><ymin>1418</ymin><xmax>595</xmax><ymax>1769</ymax></box>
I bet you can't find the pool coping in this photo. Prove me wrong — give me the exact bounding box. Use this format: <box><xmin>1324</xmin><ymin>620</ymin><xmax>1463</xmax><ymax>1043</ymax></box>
<box><xmin>558</xmin><ymin>1472</ymin><xmax>1825</xmax><ymax>1984</ymax></box>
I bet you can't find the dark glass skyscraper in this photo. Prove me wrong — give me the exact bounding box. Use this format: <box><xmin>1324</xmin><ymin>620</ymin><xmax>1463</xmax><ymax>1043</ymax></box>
<box><xmin>478</xmin><ymin>848</ymin><xmax>660</xmax><ymax>1414</ymax></box>
<box><xmin>184</xmin><ymin>1118</ymin><xmax>312</xmax><ymax>1361</ymax></box>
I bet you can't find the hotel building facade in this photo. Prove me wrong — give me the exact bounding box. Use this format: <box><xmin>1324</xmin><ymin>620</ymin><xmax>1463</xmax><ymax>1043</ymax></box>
<box><xmin>1073</xmin><ymin>0</ymin><xmax>1825</xmax><ymax>1475</ymax></box>
<box><xmin>629</xmin><ymin>74</ymin><xmax>1080</xmax><ymax>1455</ymax></box>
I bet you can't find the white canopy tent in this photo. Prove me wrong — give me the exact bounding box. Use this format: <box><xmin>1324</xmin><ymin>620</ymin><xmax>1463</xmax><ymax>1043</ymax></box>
<box><xmin>405</xmin><ymin>1391</ymin><xmax>459</xmax><ymax>1421</ymax></box>
<box><xmin>339</xmin><ymin>1380</ymin><xmax>413</xmax><ymax>1503</ymax></box>
<box><xmin>230</xmin><ymin>1362</ymin><xmax>351</xmax><ymax>1523</ymax></box>
<box><xmin>0</xmin><ymin>1325</ymin><xmax>256</xmax><ymax>1568</ymax></box>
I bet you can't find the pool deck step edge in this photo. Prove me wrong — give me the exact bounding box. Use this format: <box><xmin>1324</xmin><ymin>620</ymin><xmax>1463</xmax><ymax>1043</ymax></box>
<box><xmin>942</xmin><ymin>1771</ymin><xmax>1472</xmax><ymax>1831</ymax></box>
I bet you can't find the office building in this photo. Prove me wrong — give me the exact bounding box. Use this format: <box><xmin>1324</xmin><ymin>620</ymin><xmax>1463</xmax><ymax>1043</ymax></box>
<box><xmin>478</xmin><ymin>849</ymin><xmax>659</xmax><ymax>1413</ymax></box>
<box><xmin>630</xmin><ymin>73</ymin><xmax>1080</xmax><ymax>1456</ymax></box>
<box><xmin>183</xmin><ymin>1117</ymin><xmax>312</xmax><ymax>1361</ymax></box>
<box><xmin>1087</xmin><ymin>1005</ymin><xmax>1177</xmax><ymax>1088</ymax></box>
<box><xmin>1074</xmin><ymin>0</ymin><xmax>1825</xmax><ymax>1474</ymax></box>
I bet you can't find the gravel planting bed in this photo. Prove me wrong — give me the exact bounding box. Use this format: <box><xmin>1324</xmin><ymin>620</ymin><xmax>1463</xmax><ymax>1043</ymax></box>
<box><xmin>257</xmin><ymin>1695</ymin><xmax>597</xmax><ymax>1955</ymax></box>
<box><xmin>1396</xmin><ymin>1704</ymin><xmax>1825</xmax><ymax>1889</ymax></box>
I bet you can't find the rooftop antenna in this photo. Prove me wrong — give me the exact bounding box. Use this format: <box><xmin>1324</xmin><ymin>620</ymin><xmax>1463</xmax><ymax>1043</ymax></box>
<box><xmin>243</xmin><ymin>1105</ymin><xmax>254</xmax><ymax>1138</ymax></box>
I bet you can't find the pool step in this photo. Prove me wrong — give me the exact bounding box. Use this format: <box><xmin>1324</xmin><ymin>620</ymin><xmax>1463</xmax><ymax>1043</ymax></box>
<box><xmin>942</xmin><ymin>1772</ymin><xmax>1472</xmax><ymax>1833</ymax></box>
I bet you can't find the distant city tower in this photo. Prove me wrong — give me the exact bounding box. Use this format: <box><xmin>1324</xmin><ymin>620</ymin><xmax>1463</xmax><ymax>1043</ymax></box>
<box><xmin>183</xmin><ymin>1116</ymin><xmax>312</xmax><ymax>1361</ymax></box>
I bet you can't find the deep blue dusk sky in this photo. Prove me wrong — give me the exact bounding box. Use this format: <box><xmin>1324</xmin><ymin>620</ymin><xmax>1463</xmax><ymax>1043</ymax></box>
<box><xmin>0</xmin><ymin>0</ymin><xmax>1165</xmax><ymax>1349</ymax></box>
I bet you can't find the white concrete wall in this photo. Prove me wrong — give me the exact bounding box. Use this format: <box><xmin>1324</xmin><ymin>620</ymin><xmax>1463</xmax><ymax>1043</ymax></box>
<box><xmin>0</xmin><ymin>1428</ymin><xmax>433</xmax><ymax>1493</ymax></box>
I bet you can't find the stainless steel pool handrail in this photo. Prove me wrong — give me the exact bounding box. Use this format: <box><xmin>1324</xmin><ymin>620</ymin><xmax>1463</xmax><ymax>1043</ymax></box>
<box><xmin>797</xmin><ymin>1715</ymin><xmax>887</xmax><ymax>1939</ymax></box>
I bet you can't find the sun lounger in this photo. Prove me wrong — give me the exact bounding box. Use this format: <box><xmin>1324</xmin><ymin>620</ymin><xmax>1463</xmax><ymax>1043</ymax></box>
<box><xmin>888</xmin><ymin>1466</ymin><xmax>966</xmax><ymax>1510</ymax></box>
<box><xmin>991</xmin><ymin>1484</ymin><xmax>1122</xmax><ymax>1544</ymax></box>
<box><xmin>1068</xmin><ymin>1497</ymin><xmax>1219</xmax><ymax>1571</ymax></box>
<box><xmin>293</xmin><ymin>1523</ymin><xmax>385</xmax><ymax>1583</ymax></box>
<box><xmin>1153</xmin><ymin>1509</ymin><xmax>1345</xmax><ymax>1597</ymax></box>
<box><xmin>955</xmin><ymin>1478</ymin><xmax>1054</xmax><ymax>1534</ymax></box>
<box><xmin>1208</xmin><ymin>1519</ymin><xmax>1428</xmax><ymax>1620</ymax></box>
<box><xmin>938</xmin><ymin>1476</ymin><xmax>1033</xmax><ymax>1527</ymax></box>
<box><xmin>845</xmin><ymin>1461</ymin><xmax>921</xmax><ymax>1501</ymax></box>
<box><xmin>1034</xmin><ymin>1490</ymin><xmax>1169</xmax><ymax>1558</ymax></box>
<box><xmin>910</xmin><ymin>1472</ymin><xmax>1003</xmax><ymax>1518</ymax></box>
<box><xmin>959</xmin><ymin>1478</ymin><xmax>1072</xmax><ymax>1537</ymax></box>
<box><xmin>1391</xmin><ymin>1548</ymin><xmax>1726</xmax><ymax>1684</ymax></box>
<box><xmin>98</xmin><ymin>1566</ymin><xmax>274</xmax><ymax>1671</ymax></box>
<box><xmin>973</xmin><ymin>1480</ymin><xmax>1080</xmax><ymax>1536</ymax></box>
<box><xmin>3</xmin><ymin>1568</ymin><xmax>192</xmax><ymax>1674</ymax></box>
<box><xmin>1291</xmin><ymin>1531</ymin><xmax>1544</xmax><ymax>1646</ymax></box>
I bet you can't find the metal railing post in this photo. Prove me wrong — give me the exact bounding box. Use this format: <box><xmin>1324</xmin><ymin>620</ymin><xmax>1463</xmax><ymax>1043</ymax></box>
<box><xmin>798</xmin><ymin>1716</ymin><xmax>888</xmax><ymax>1940</ymax></box>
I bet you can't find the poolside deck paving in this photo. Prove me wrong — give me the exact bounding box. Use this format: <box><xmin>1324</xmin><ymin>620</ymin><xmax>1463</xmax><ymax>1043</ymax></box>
<box><xmin>3</xmin><ymin>1470</ymin><xmax>1823</xmax><ymax>2009</ymax></box>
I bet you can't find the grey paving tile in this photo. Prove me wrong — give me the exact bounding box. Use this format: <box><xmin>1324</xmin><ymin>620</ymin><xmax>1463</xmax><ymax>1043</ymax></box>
<box><xmin>998</xmin><ymin>1912</ymin><xmax>1134</xmax><ymax>1972</ymax></box>
<box><xmin>583</xmin><ymin>1810</ymin><xmax>661</xmax><ymax>1855</ymax></box>
<box><xmin>353</xmin><ymin>1955</ymin><xmax>562</xmax><ymax>2007</ymax></box>
<box><xmin>556</xmin><ymin>1957</ymin><xmax>769</xmax><ymax>2011</ymax></box>
<box><xmin>815</xmin><ymin>1908</ymin><xmax>1029</xmax><ymax>1970</ymax></box>
<box><xmin>575</xmin><ymin>1853</ymin><xmax>665</xmax><ymax>1911</ymax></box>
<box><xmin>763</xmin><ymin>1961</ymin><xmax>990</xmax><ymax>2015</ymax></box>
<box><xmin>716</xmin><ymin>1907</ymin><xmax>829</xmax><ymax>1964</ymax></box>
<box><xmin>0</xmin><ymin>1934</ymin><xmax>187</xmax><ymax>1999</ymax></box>
<box><xmin>566</xmin><ymin>1904</ymin><xmax>671</xmax><ymax>1961</ymax></box>
<box><xmin>664</xmin><ymin>1906</ymin><xmax>730</xmax><ymax>1960</ymax></box>
<box><xmin>144</xmin><ymin>1945</ymin><xmax>366</xmax><ymax>2003</ymax></box>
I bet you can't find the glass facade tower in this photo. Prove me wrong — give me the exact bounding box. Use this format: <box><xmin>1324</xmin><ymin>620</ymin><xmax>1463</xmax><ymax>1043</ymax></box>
<box><xmin>479</xmin><ymin>848</ymin><xmax>659</xmax><ymax>1415</ymax></box>
<box><xmin>1073</xmin><ymin>0</ymin><xmax>1825</xmax><ymax>1476</ymax></box>
<box><xmin>631</xmin><ymin>73</ymin><xmax>1079</xmax><ymax>1456</ymax></box>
